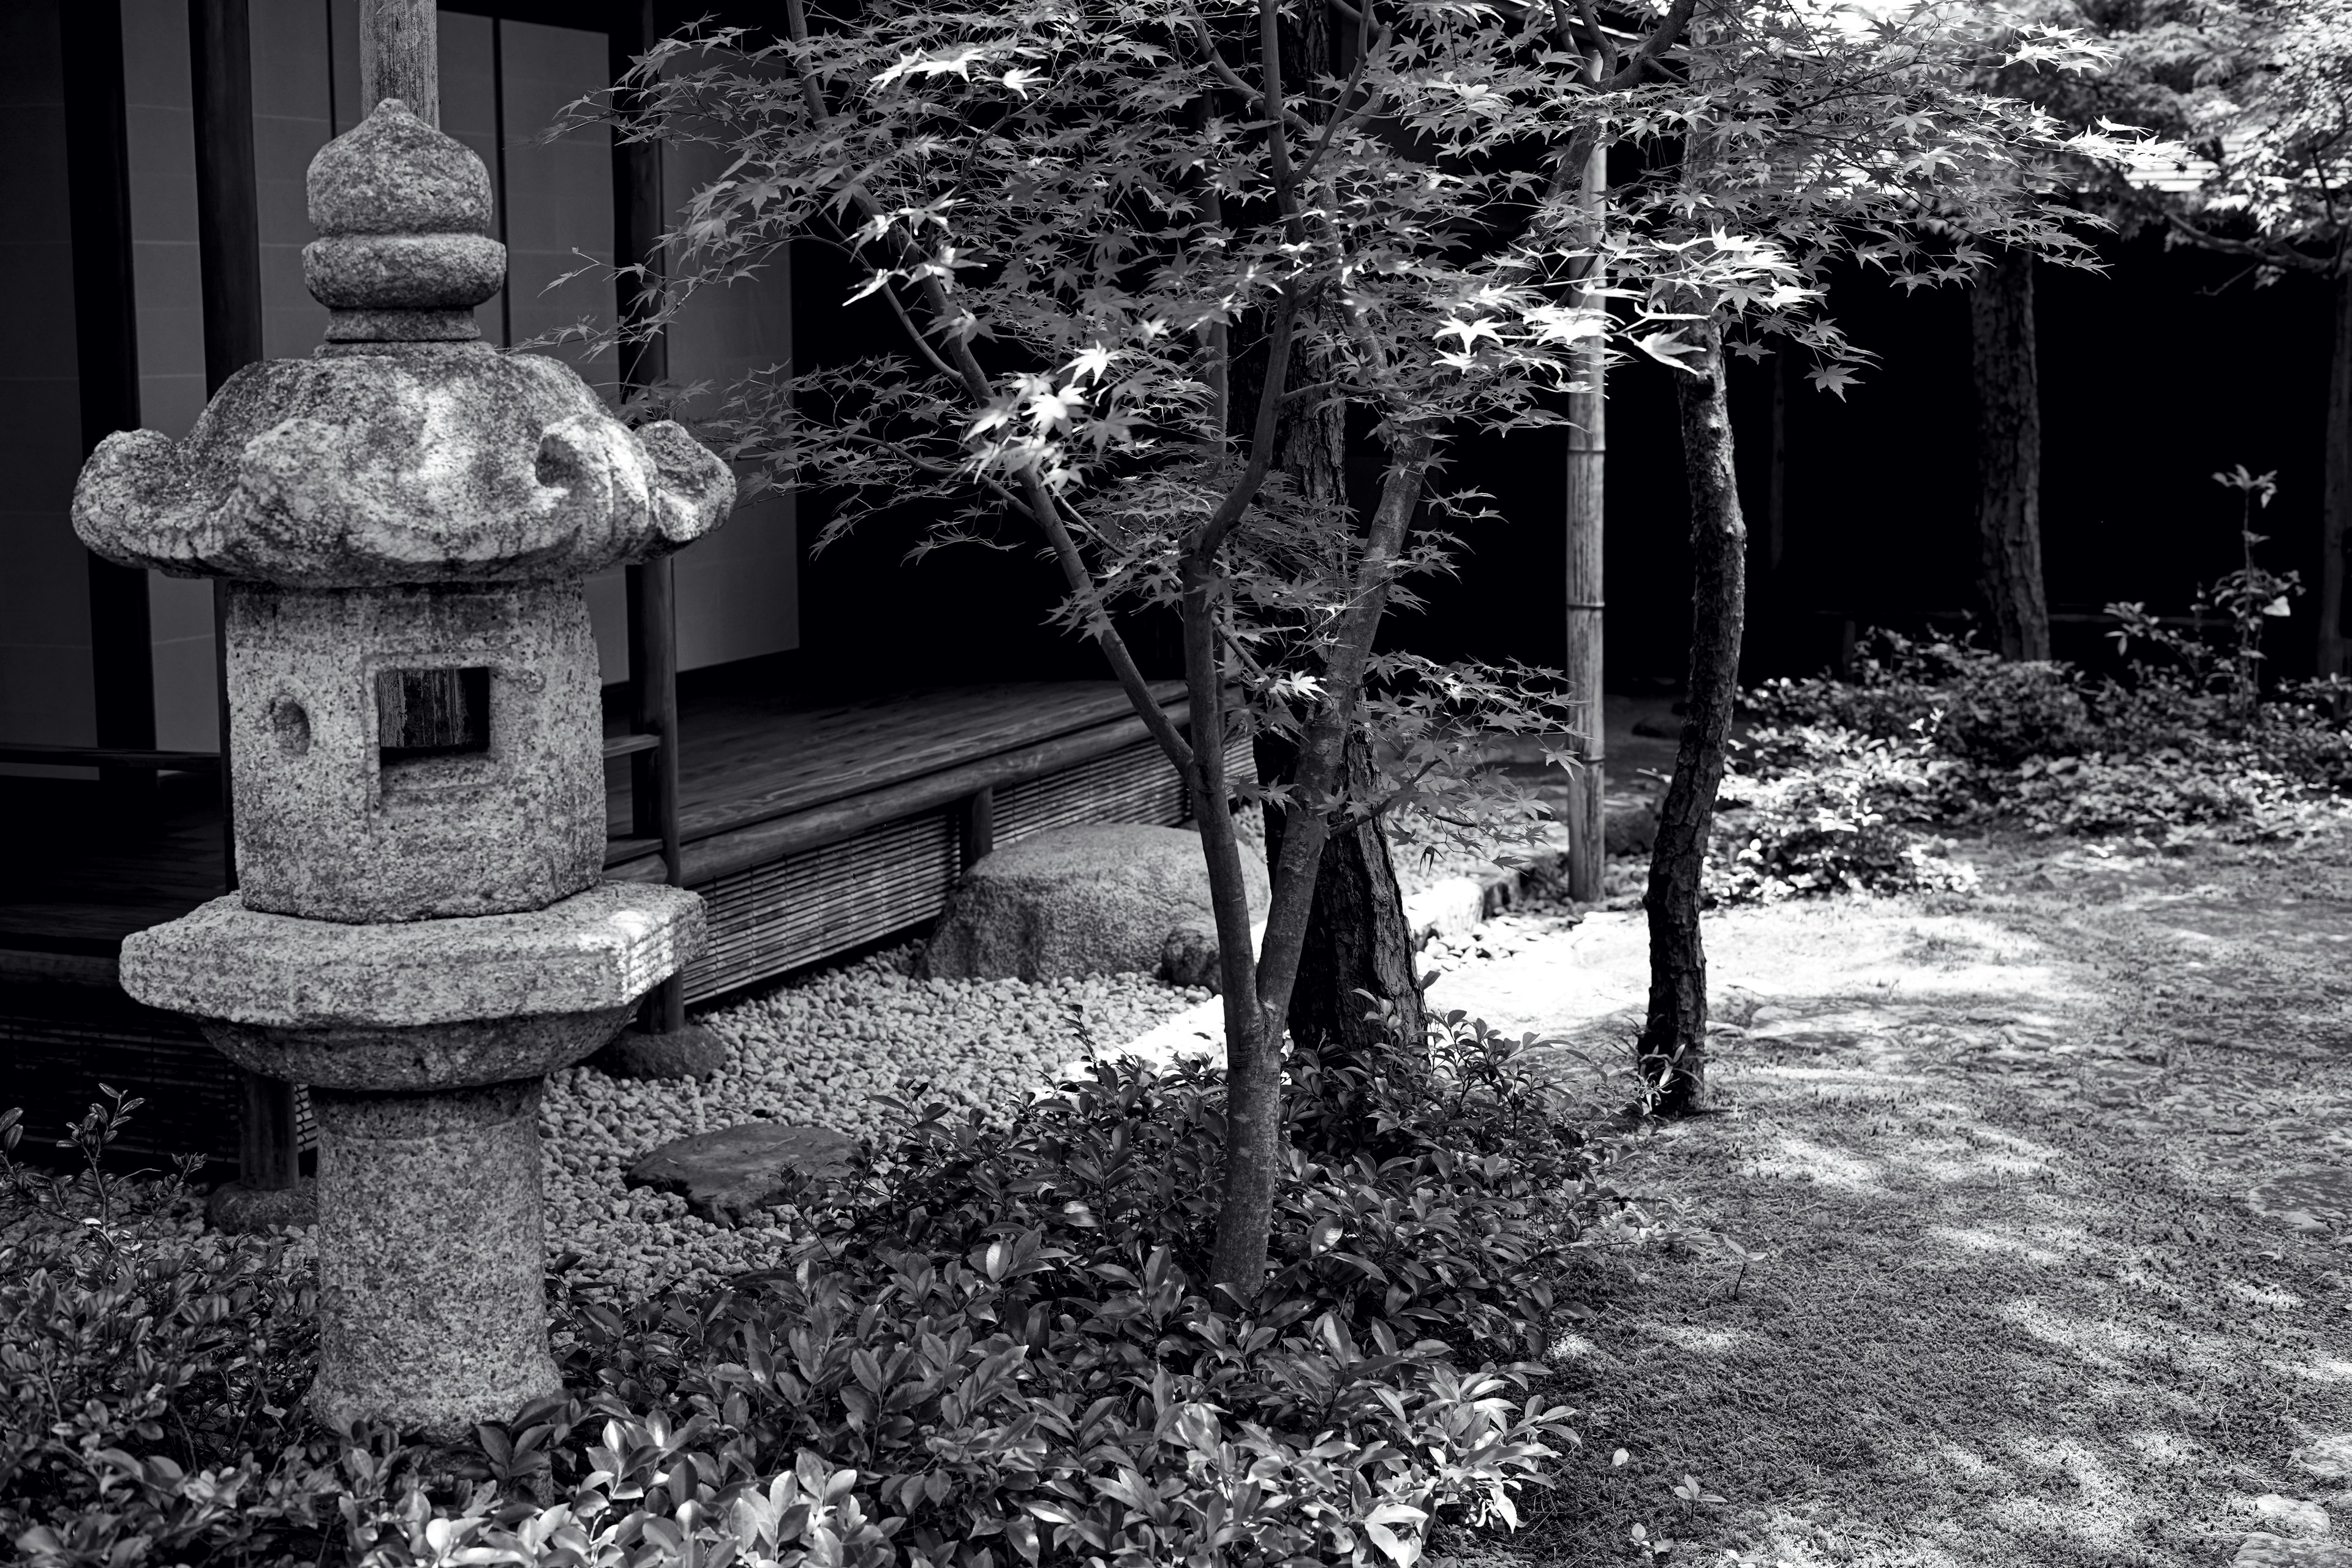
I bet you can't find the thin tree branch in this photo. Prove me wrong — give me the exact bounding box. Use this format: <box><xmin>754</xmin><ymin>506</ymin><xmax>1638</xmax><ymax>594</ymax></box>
<box><xmin>1603</xmin><ymin>0</ymin><xmax>1696</xmax><ymax>90</ymax></box>
<box><xmin>1023</xmin><ymin>473</ymin><xmax>1199</xmax><ymax>775</ymax></box>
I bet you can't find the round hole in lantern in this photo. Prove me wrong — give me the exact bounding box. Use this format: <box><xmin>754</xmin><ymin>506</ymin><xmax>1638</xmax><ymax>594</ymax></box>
<box><xmin>268</xmin><ymin>696</ymin><xmax>312</xmax><ymax>758</ymax></box>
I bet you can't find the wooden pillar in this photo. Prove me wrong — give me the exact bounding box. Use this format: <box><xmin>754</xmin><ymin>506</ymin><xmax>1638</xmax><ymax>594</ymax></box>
<box><xmin>624</xmin><ymin>557</ymin><xmax>688</xmax><ymax>1031</ymax></box>
<box><xmin>1562</xmin><ymin>131</ymin><xmax>1607</xmax><ymax>903</ymax></box>
<box><xmin>612</xmin><ymin>0</ymin><xmax>694</xmax><ymax>1034</ymax></box>
<box><xmin>190</xmin><ymin>0</ymin><xmax>298</xmax><ymax>1189</ymax></box>
<box><xmin>63</xmin><ymin>1</ymin><xmax>156</xmax><ymax>804</ymax></box>
<box><xmin>960</xmin><ymin>786</ymin><xmax>995</xmax><ymax>869</ymax></box>
<box><xmin>359</xmin><ymin>0</ymin><xmax>439</xmax><ymax>123</ymax></box>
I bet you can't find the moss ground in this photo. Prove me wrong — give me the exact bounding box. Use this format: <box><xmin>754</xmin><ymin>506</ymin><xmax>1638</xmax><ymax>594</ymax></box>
<box><xmin>1430</xmin><ymin>827</ymin><xmax>2352</xmax><ymax>1567</ymax></box>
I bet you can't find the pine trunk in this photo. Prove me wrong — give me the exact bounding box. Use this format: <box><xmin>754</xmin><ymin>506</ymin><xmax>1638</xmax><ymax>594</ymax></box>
<box><xmin>1639</xmin><ymin>315</ymin><xmax>1747</xmax><ymax>1115</ymax></box>
<box><xmin>1259</xmin><ymin>729</ymin><xmax>1425</xmax><ymax>1061</ymax></box>
<box><xmin>2321</xmin><ymin>269</ymin><xmax>2352</xmax><ymax>681</ymax></box>
<box><xmin>1969</xmin><ymin>248</ymin><xmax>2050</xmax><ymax>662</ymax></box>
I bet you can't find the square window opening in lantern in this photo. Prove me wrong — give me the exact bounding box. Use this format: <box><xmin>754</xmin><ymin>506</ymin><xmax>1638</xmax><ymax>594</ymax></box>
<box><xmin>376</xmin><ymin>666</ymin><xmax>492</xmax><ymax>766</ymax></box>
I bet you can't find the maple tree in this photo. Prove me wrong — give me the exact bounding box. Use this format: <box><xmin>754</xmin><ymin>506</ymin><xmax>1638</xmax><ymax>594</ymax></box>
<box><xmin>595</xmin><ymin>0</ymin><xmax>2121</xmax><ymax>1270</ymax></box>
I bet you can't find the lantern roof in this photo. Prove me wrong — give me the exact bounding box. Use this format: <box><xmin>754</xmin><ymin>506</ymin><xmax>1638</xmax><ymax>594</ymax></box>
<box><xmin>72</xmin><ymin>97</ymin><xmax>732</xmax><ymax>587</ymax></box>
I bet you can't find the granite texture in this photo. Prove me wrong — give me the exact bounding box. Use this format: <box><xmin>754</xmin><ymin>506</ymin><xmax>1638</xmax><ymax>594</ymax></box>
<box><xmin>72</xmin><ymin>345</ymin><xmax>733</xmax><ymax>586</ymax></box>
<box><xmin>309</xmin><ymin>1079</ymin><xmax>560</xmax><ymax>1436</ymax></box>
<box><xmin>223</xmin><ymin>581</ymin><xmax>603</xmax><ymax>921</ymax></box>
<box><xmin>208</xmin><ymin>1006</ymin><xmax>632</xmax><ymax>1092</ymax></box>
<box><xmin>624</xmin><ymin>1121</ymin><xmax>861</xmax><ymax>1226</ymax></box>
<box><xmin>307</xmin><ymin>99</ymin><xmax>492</xmax><ymax>237</ymax></box>
<box><xmin>120</xmin><ymin>883</ymin><xmax>706</xmax><ymax>1028</ymax></box>
<box><xmin>921</xmin><ymin>823</ymin><xmax>1268</xmax><ymax>982</ymax></box>
<box><xmin>304</xmin><ymin>232</ymin><xmax>506</xmax><ymax>311</ymax></box>
<box><xmin>323</xmin><ymin>309</ymin><xmax>481</xmax><ymax>344</ymax></box>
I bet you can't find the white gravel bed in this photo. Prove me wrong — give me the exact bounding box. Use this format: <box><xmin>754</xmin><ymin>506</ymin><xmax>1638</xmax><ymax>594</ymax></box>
<box><xmin>539</xmin><ymin>943</ymin><xmax>1210</xmax><ymax>1302</ymax></box>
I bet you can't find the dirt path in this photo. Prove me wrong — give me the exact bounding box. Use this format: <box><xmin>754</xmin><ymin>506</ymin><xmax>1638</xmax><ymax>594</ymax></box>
<box><xmin>1429</xmin><ymin>829</ymin><xmax>2352</xmax><ymax>1567</ymax></box>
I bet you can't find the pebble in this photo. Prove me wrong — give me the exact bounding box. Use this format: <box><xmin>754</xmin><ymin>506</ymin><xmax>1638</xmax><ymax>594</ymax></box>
<box><xmin>539</xmin><ymin>943</ymin><xmax>1212</xmax><ymax>1302</ymax></box>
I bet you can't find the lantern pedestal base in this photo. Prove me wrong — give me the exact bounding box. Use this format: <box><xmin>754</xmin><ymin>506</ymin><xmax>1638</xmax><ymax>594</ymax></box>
<box><xmin>308</xmin><ymin>1077</ymin><xmax>559</xmax><ymax>1438</ymax></box>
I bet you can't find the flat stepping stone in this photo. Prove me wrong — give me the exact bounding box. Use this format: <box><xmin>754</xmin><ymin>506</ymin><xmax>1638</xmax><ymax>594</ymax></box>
<box><xmin>2235</xmin><ymin>1536</ymin><xmax>2350</xmax><ymax>1567</ymax></box>
<box><xmin>2247</xmin><ymin>1166</ymin><xmax>2352</xmax><ymax>1234</ymax></box>
<box><xmin>2300</xmin><ymin>1435</ymin><xmax>2352</xmax><ymax>1485</ymax></box>
<box><xmin>626</xmin><ymin>1122</ymin><xmax>859</xmax><ymax>1226</ymax></box>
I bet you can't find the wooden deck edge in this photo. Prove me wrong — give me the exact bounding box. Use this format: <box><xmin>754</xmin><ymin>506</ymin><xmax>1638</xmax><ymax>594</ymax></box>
<box><xmin>607</xmin><ymin>701</ymin><xmax>1192</xmax><ymax>888</ymax></box>
<box><xmin>0</xmin><ymin>949</ymin><xmax>121</xmax><ymax>989</ymax></box>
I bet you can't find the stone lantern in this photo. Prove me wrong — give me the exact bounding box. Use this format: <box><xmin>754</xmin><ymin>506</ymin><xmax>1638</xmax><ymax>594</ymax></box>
<box><xmin>70</xmin><ymin>29</ymin><xmax>731</xmax><ymax>1436</ymax></box>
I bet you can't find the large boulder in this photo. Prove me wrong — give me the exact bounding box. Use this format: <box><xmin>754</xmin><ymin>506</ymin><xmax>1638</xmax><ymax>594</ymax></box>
<box><xmin>920</xmin><ymin>823</ymin><xmax>1268</xmax><ymax>984</ymax></box>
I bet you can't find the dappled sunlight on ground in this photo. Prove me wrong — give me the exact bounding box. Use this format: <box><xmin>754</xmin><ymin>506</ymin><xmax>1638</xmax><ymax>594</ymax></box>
<box><xmin>1440</xmin><ymin>829</ymin><xmax>2352</xmax><ymax>1568</ymax></box>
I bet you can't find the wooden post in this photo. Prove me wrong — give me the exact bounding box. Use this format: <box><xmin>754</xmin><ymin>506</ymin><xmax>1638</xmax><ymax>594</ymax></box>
<box><xmin>64</xmin><ymin>1</ymin><xmax>156</xmax><ymax>807</ymax></box>
<box><xmin>359</xmin><ymin>0</ymin><xmax>439</xmax><ymax>124</ymax></box>
<box><xmin>960</xmin><ymin>786</ymin><xmax>995</xmax><ymax>869</ymax></box>
<box><xmin>1562</xmin><ymin>130</ymin><xmax>1607</xmax><ymax>903</ymax></box>
<box><xmin>624</xmin><ymin>558</ymin><xmax>688</xmax><ymax>1033</ymax></box>
<box><xmin>612</xmin><ymin>1</ymin><xmax>696</xmax><ymax>1037</ymax></box>
<box><xmin>190</xmin><ymin>0</ymin><xmax>296</xmax><ymax>1191</ymax></box>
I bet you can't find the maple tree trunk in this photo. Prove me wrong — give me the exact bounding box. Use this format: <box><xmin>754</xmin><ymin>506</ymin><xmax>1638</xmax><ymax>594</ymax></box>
<box><xmin>2321</xmin><ymin>269</ymin><xmax>2352</xmax><ymax>681</ymax></box>
<box><xmin>1215</xmin><ymin>445</ymin><xmax>1429</xmax><ymax>1284</ymax></box>
<box><xmin>1258</xmin><ymin>728</ymin><xmax>1425</xmax><ymax>1063</ymax></box>
<box><xmin>1179</xmin><ymin>558</ymin><xmax>1284</xmax><ymax>1294</ymax></box>
<box><xmin>1969</xmin><ymin>247</ymin><xmax>2051</xmax><ymax>662</ymax></box>
<box><xmin>1639</xmin><ymin>315</ymin><xmax>1747</xmax><ymax>1115</ymax></box>
<box><xmin>1253</xmin><ymin>0</ymin><xmax>1423</xmax><ymax>1071</ymax></box>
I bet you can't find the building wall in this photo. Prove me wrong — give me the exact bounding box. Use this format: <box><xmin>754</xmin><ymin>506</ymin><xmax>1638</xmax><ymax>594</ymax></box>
<box><xmin>0</xmin><ymin>2</ymin><xmax>96</xmax><ymax>766</ymax></box>
<box><xmin>122</xmin><ymin>0</ymin><xmax>217</xmax><ymax>752</ymax></box>
<box><xmin>80</xmin><ymin>0</ymin><xmax>801</xmax><ymax>756</ymax></box>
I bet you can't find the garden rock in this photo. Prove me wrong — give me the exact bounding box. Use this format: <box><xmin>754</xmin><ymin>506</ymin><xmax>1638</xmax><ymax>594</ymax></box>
<box><xmin>2301</xmin><ymin>1435</ymin><xmax>2352</xmax><ymax>1485</ymax></box>
<box><xmin>2248</xmin><ymin>1166</ymin><xmax>2352</xmax><ymax>1234</ymax></box>
<box><xmin>921</xmin><ymin>823</ymin><xmax>1268</xmax><ymax>982</ymax></box>
<box><xmin>598</xmin><ymin>1021</ymin><xmax>729</xmax><ymax>1081</ymax></box>
<box><xmin>1605</xmin><ymin>793</ymin><xmax>1660</xmax><ymax>854</ymax></box>
<box><xmin>2236</xmin><ymin>1537</ymin><xmax>2352</xmax><ymax>1567</ymax></box>
<box><xmin>1160</xmin><ymin>922</ymin><xmax>1222</xmax><ymax>990</ymax></box>
<box><xmin>626</xmin><ymin>1121</ymin><xmax>859</xmax><ymax>1226</ymax></box>
<box><xmin>2255</xmin><ymin>1496</ymin><xmax>2335</xmax><ymax>1539</ymax></box>
<box><xmin>206</xmin><ymin>1177</ymin><xmax>317</xmax><ymax>1233</ymax></box>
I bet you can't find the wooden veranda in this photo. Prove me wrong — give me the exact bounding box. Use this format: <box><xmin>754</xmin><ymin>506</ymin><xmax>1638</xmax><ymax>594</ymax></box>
<box><xmin>0</xmin><ymin>674</ymin><xmax>1224</xmax><ymax>1164</ymax></box>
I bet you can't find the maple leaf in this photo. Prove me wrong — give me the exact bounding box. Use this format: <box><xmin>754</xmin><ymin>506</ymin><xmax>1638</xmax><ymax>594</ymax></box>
<box><xmin>1433</xmin><ymin>317</ymin><xmax>1505</xmax><ymax>351</ymax></box>
<box><xmin>1064</xmin><ymin>345</ymin><xmax>1116</xmax><ymax>383</ymax></box>
<box><xmin>1634</xmin><ymin>331</ymin><xmax>1704</xmax><ymax>372</ymax></box>
<box><xmin>1808</xmin><ymin>364</ymin><xmax>1863</xmax><ymax>399</ymax></box>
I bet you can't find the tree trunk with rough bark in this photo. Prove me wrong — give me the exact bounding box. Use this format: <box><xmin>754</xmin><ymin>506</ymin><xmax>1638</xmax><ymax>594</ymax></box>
<box><xmin>2321</xmin><ymin>269</ymin><xmax>2352</xmax><ymax>682</ymax></box>
<box><xmin>1258</xmin><ymin>728</ymin><xmax>1425</xmax><ymax>1061</ymax></box>
<box><xmin>1246</xmin><ymin>0</ymin><xmax>1423</xmax><ymax>1069</ymax></box>
<box><xmin>1638</xmin><ymin>315</ymin><xmax>1747</xmax><ymax>1115</ymax></box>
<box><xmin>1969</xmin><ymin>248</ymin><xmax>2050</xmax><ymax>662</ymax></box>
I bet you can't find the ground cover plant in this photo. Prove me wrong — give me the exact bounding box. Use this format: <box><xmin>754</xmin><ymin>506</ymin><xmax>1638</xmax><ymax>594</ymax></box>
<box><xmin>2</xmin><ymin>1017</ymin><xmax>1629</xmax><ymax>1568</ymax></box>
<box><xmin>1711</xmin><ymin>478</ymin><xmax>2352</xmax><ymax>904</ymax></box>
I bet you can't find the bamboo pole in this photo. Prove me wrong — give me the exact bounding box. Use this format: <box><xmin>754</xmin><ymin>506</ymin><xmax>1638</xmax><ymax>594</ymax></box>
<box><xmin>1562</xmin><ymin>133</ymin><xmax>1607</xmax><ymax>903</ymax></box>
